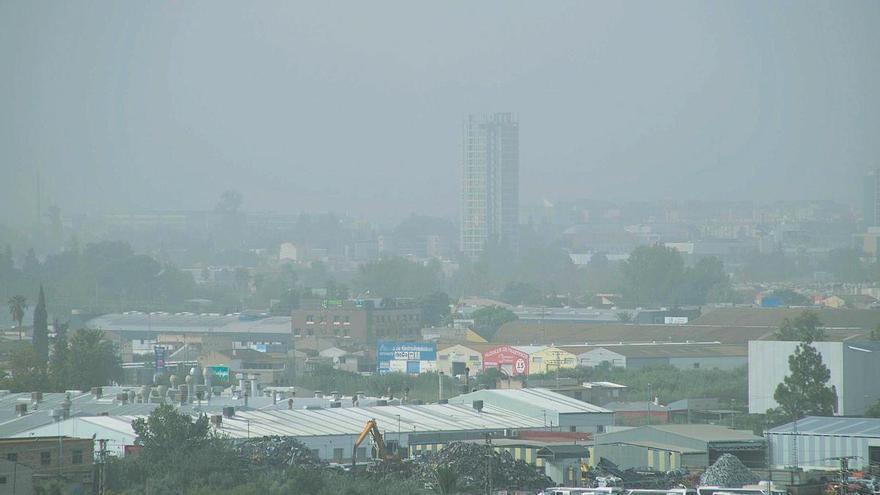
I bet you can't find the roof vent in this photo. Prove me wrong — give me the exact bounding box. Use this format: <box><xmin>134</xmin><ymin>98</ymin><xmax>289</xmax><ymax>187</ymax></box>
<box><xmin>472</xmin><ymin>400</ymin><xmax>484</xmax><ymax>412</ymax></box>
<box><xmin>222</xmin><ymin>406</ymin><xmax>235</xmax><ymax>418</ymax></box>
<box><xmin>15</xmin><ymin>403</ymin><xmax>27</xmax><ymax>416</ymax></box>
<box><xmin>330</xmin><ymin>401</ymin><xmax>341</xmax><ymax>408</ymax></box>
<box><xmin>438</xmin><ymin>399</ymin><xmax>448</xmax><ymax>405</ymax></box>
<box><xmin>375</xmin><ymin>400</ymin><xmax>388</xmax><ymax>406</ymax></box>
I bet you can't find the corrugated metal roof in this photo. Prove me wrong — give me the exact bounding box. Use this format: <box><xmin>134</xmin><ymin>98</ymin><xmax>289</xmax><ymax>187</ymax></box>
<box><xmin>214</xmin><ymin>403</ymin><xmax>544</xmax><ymax>438</ymax></box>
<box><xmin>563</xmin><ymin>343</ymin><xmax>747</xmax><ymax>359</ymax></box>
<box><xmin>454</xmin><ymin>388</ymin><xmax>611</xmax><ymax>414</ymax></box>
<box><xmin>86</xmin><ymin>313</ymin><xmax>292</xmax><ymax>335</ymax></box>
<box><xmin>767</xmin><ymin>416</ymin><xmax>880</xmax><ymax>437</ymax></box>
<box><xmin>14</xmin><ymin>403</ymin><xmax>545</xmax><ymax>440</ymax></box>
<box><xmin>646</xmin><ymin>424</ymin><xmax>763</xmax><ymax>442</ymax></box>
<box><xmin>603</xmin><ymin>401</ymin><xmax>669</xmax><ymax>412</ymax></box>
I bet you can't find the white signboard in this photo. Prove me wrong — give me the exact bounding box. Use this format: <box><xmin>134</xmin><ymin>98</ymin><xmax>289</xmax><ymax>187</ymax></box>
<box><xmin>664</xmin><ymin>316</ymin><xmax>688</xmax><ymax>324</ymax></box>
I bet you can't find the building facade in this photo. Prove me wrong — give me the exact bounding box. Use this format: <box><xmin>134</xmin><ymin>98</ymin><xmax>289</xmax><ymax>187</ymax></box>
<box><xmin>291</xmin><ymin>300</ymin><xmax>422</xmax><ymax>350</ymax></box>
<box><xmin>748</xmin><ymin>340</ymin><xmax>880</xmax><ymax>416</ymax></box>
<box><xmin>765</xmin><ymin>416</ymin><xmax>880</xmax><ymax>471</ymax></box>
<box><xmin>460</xmin><ymin>113</ymin><xmax>519</xmax><ymax>259</ymax></box>
<box><xmin>0</xmin><ymin>437</ymin><xmax>94</xmax><ymax>494</ymax></box>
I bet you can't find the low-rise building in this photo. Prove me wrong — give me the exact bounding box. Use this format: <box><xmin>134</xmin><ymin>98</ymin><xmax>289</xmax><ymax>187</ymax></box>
<box><xmin>0</xmin><ymin>458</ymin><xmax>33</xmax><ymax>495</ymax></box>
<box><xmin>291</xmin><ymin>300</ymin><xmax>422</xmax><ymax>350</ymax></box>
<box><xmin>565</xmin><ymin>343</ymin><xmax>747</xmax><ymax>370</ymax></box>
<box><xmin>436</xmin><ymin>343</ymin><xmax>494</xmax><ymax>376</ymax></box>
<box><xmin>765</xmin><ymin>416</ymin><xmax>880</xmax><ymax>471</ymax></box>
<box><xmin>0</xmin><ymin>437</ymin><xmax>94</xmax><ymax>493</ymax></box>
<box><xmin>448</xmin><ymin>388</ymin><xmax>614</xmax><ymax>433</ymax></box>
<box><xmin>198</xmin><ymin>349</ymin><xmax>289</xmax><ymax>385</ymax></box>
<box><xmin>515</xmin><ymin>346</ymin><xmax>577</xmax><ymax>375</ymax></box>
<box><xmin>603</xmin><ymin>401</ymin><xmax>670</xmax><ymax>425</ymax></box>
<box><xmin>595</xmin><ymin>424</ymin><xmax>766</xmax><ymax>468</ymax></box>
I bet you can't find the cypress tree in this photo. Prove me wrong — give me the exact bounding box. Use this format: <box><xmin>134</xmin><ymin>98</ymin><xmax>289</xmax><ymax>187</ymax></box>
<box><xmin>32</xmin><ymin>285</ymin><xmax>49</xmax><ymax>360</ymax></box>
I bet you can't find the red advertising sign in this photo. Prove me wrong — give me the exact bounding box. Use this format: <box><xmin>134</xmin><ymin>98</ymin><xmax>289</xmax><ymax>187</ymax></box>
<box><xmin>482</xmin><ymin>345</ymin><xmax>529</xmax><ymax>376</ymax></box>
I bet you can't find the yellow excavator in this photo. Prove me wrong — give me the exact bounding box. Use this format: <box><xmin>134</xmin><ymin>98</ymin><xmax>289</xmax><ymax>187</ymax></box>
<box><xmin>352</xmin><ymin>418</ymin><xmax>387</xmax><ymax>467</ymax></box>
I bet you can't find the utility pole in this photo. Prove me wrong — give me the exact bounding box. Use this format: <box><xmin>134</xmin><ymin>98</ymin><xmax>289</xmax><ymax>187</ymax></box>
<box><xmin>98</xmin><ymin>438</ymin><xmax>108</xmax><ymax>495</ymax></box>
<box><xmin>485</xmin><ymin>433</ymin><xmax>493</xmax><ymax>495</ymax></box>
<box><xmin>438</xmin><ymin>372</ymin><xmax>444</xmax><ymax>402</ymax></box>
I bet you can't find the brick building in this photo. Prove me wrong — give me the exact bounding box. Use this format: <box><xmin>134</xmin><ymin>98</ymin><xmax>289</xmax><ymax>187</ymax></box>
<box><xmin>0</xmin><ymin>437</ymin><xmax>94</xmax><ymax>493</ymax></box>
<box><xmin>292</xmin><ymin>300</ymin><xmax>422</xmax><ymax>350</ymax></box>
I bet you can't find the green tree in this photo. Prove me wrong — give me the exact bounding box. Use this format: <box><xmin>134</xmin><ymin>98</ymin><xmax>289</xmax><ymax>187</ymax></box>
<box><xmin>65</xmin><ymin>329</ymin><xmax>122</xmax><ymax>390</ymax></box>
<box><xmin>681</xmin><ymin>256</ymin><xmax>730</xmax><ymax>305</ymax></box>
<box><xmin>32</xmin><ymin>286</ymin><xmax>48</xmax><ymax>360</ymax></box>
<box><xmin>131</xmin><ymin>404</ymin><xmax>240</xmax><ymax>491</ymax></box>
<box><xmin>621</xmin><ymin>245</ymin><xmax>685</xmax><ymax>307</ymax></box>
<box><xmin>471</xmin><ymin>306</ymin><xmax>518</xmax><ymax>340</ymax></box>
<box><xmin>500</xmin><ymin>281</ymin><xmax>544</xmax><ymax>306</ymax></box>
<box><xmin>354</xmin><ymin>257</ymin><xmax>442</xmax><ymax>298</ymax></box>
<box><xmin>774</xmin><ymin>311</ymin><xmax>826</xmax><ymax>342</ymax></box>
<box><xmin>48</xmin><ymin>319</ymin><xmax>69</xmax><ymax>390</ymax></box>
<box><xmin>772</xmin><ymin>342</ymin><xmax>837</xmax><ymax>421</ymax></box>
<box><xmin>3</xmin><ymin>345</ymin><xmax>49</xmax><ymax>391</ymax></box>
<box><xmin>7</xmin><ymin>295</ymin><xmax>27</xmax><ymax>340</ymax></box>
<box><xmin>419</xmin><ymin>292</ymin><xmax>451</xmax><ymax>327</ymax></box>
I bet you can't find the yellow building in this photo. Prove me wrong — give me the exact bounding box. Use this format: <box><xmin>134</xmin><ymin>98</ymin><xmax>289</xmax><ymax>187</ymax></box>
<box><xmin>515</xmin><ymin>346</ymin><xmax>577</xmax><ymax>375</ymax></box>
<box><xmin>436</xmin><ymin>343</ymin><xmax>493</xmax><ymax>375</ymax></box>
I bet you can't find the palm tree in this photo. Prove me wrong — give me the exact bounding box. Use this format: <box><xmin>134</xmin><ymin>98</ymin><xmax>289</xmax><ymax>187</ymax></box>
<box><xmin>8</xmin><ymin>295</ymin><xmax>28</xmax><ymax>340</ymax></box>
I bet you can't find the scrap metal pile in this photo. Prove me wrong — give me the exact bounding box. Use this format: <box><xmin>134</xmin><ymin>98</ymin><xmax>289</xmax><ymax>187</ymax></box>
<box><xmin>414</xmin><ymin>442</ymin><xmax>553</xmax><ymax>492</ymax></box>
<box><xmin>235</xmin><ymin>436</ymin><xmax>323</xmax><ymax>469</ymax></box>
<box><xmin>588</xmin><ymin>458</ymin><xmax>691</xmax><ymax>489</ymax></box>
<box><xmin>699</xmin><ymin>454</ymin><xmax>759</xmax><ymax>487</ymax></box>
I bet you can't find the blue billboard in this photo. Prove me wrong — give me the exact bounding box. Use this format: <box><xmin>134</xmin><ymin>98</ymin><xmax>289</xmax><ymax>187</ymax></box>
<box><xmin>376</xmin><ymin>341</ymin><xmax>437</xmax><ymax>374</ymax></box>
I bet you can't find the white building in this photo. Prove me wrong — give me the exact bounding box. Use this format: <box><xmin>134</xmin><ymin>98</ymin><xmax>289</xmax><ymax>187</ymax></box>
<box><xmin>748</xmin><ymin>340</ymin><xmax>880</xmax><ymax>415</ymax></box>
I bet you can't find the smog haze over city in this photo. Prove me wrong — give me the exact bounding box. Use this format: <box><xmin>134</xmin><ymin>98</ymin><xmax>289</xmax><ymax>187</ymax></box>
<box><xmin>2</xmin><ymin>2</ymin><xmax>880</xmax><ymax>495</ymax></box>
<box><xmin>2</xmin><ymin>1</ymin><xmax>880</xmax><ymax>224</ymax></box>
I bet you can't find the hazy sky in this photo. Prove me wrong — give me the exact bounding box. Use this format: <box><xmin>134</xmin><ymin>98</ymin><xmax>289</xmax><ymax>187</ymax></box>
<box><xmin>1</xmin><ymin>1</ymin><xmax>879</xmax><ymax>224</ymax></box>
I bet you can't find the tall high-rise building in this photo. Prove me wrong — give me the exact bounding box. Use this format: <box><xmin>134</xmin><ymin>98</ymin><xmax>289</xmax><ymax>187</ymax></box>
<box><xmin>864</xmin><ymin>169</ymin><xmax>880</xmax><ymax>228</ymax></box>
<box><xmin>460</xmin><ymin>113</ymin><xmax>519</xmax><ymax>259</ymax></box>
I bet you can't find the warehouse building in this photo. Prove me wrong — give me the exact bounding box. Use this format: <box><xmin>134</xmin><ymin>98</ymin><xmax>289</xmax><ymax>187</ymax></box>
<box><xmin>448</xmin><ymin>388</ymin><xmax>614</xmax><ymax>433</ymax></box>
<box><xmin>564</xmin><ymin>343</ymin><xmax>747</xmax><ymax>370</ymax></box>
<box><xmin>594</xmin><ymin>424</ymin><xmax>766</xmax><ymax>468</ymax></box>
<box><xmin>749</xmin><ymin>341</ymin><xmax>880</xmax><ymax>415</ymax></box>
<box><xmin>765</xmin><ymin>416</ymin><xmax>880</xmax><ymax>471</ymax></box>
<box><xmin>87</xmin><ymin>312</ymin><xmax>292</xmax><ymax>360</ymax></box>
<box><xmin>16</xmin><ymin>403</ymin><xmax>545</xmax><ymax>462</ymax></box>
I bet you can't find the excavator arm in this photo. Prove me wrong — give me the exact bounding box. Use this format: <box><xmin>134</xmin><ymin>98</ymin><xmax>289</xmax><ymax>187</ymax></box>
<box><xmin>352</xmin><ymin>419</ymin><xmax>386</xmax><ymax>466</ymax></box>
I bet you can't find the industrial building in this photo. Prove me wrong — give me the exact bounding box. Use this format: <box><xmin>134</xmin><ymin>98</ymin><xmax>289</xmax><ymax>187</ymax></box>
<box><xmin>448</xmin><ymin>388</ymin><xmax>614</xmax><ymax>433</ymax></box>
<box><xmin>748</xmin><ymin>340</ymin><xmax>880</xmax><ymax>415</ymax></box>
<box><xmin>564</xmin><ymin>343</ymin><xmax>747</xmax><ymax>370</ymax></box>
<box><xmin>594</xmin><ymin>424</ymin><xmax>766</xmax><ymax>469</ymax></box>
<box><xmin>603</xmin><ymin>401</ymin><xmax>670</xmax><ymax>425</ymax></box>
<box><xmin>86</xmin><ymin>312</ymin><xmax>292</xmax><ymax>360</ymax></box>
<box><xmin>765</xmin><ymin>416</ymin><xmax>880</xmax><ymax>471</ymax></box>
<box><xmin>16</xmin><ymin>403</ymin><xmax>545</xmax><ymax>461</ymax></box>
<box><xmin>291</xmin><ymin>299</ymin><xmax>423</xmax><ymax>350</ymax></box>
